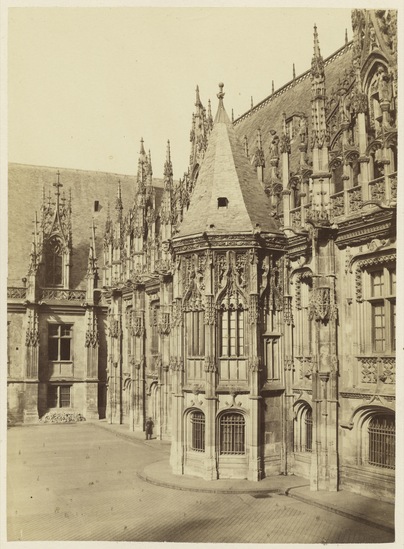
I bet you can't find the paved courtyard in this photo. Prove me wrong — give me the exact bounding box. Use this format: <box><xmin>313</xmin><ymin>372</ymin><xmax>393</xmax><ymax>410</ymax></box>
<box><xmin>7</xmin><ymin>422</ymin><xmax>394</xmax><ymax>543</ymax></box>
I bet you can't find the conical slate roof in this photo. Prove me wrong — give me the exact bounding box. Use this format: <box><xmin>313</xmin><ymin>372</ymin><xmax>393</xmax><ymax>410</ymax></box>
<box><xmin>177</xmin><ymin>84</ymin><xmax>280</xmax><ymax>239</ymax></box>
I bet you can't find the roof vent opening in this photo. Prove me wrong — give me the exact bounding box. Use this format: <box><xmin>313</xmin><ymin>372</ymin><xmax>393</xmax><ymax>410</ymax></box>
<box><xmin>217</xmin><ymin>197</ymin><xmax>228</xmax><ymax>209</ymax></box>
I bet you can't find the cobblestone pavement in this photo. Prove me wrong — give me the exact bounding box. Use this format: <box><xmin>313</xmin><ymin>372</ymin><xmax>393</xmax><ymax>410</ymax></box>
<box><xmin>7</xmin><ymin>422</ymin><xmax>394</xmax><ymax>543</ymax></box>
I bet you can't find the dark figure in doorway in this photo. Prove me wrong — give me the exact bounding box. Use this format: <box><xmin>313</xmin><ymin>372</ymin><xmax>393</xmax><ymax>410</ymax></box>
<box><xmin>145</xmin><ymin>417</ymin><xmax>154</xmax><ymax>440</ymax></box>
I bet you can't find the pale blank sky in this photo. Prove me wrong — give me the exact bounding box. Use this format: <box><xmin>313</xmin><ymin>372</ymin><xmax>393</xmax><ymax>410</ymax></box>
<box><xmin>8</xmin><ymin>7</ymin><xmax>353</xmax><ymax>179</ymax></box>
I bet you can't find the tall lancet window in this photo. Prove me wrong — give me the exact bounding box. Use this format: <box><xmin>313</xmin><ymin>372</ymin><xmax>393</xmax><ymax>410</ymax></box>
<box><xmin>218</xmin><ymin>296</ymin><xmax>247</xmax><ymax>383</ymax></box>
<box><xmin>220</xmin><ymin>303</ymin><xmax>244</xmax><ymax>358</ymax></box>
<box><xmin>45</xmin><ymin>236</ymin><xmax>63</xmax><ymax>286</ymax></box>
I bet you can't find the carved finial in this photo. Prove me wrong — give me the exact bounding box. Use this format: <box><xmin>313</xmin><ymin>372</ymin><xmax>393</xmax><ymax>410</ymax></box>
<box><xmin>282</xmin><ymin>112</ymin><xmax>287</xmax><ymax>135</ymax></box>
<box><xmin>232</xmin><ymin>108</ymin><xmax>234</xmax><ymax>123</ymax></box>
<box><xmin>293</xmin><ymin>63</ymin><xmax>296</xmax><ymax>80</ymax></box>
<box><xmin>217</xmin><ymin>82</ymin><xmax>225</xmax><ymax>100</ymax></box>
<box><xmin>53</xmin><ymin>170</ymin><xmax>63</xmax><ymax>209</ymax></box>
<box><xmin>139</xmin><ymin>137</ymin><xmax>145</xmax><ymax>155</ymax></box>
<box><xmin>164</xmin><ymin>139</ymin><xmax>173</xmax><ymax>180</ymax></box>
<box><xmin>207</xmin><ymin>99</ymin><xmax>212</xmax><ymax>119</ymax></box>
<box><xmin>91</xmin><ymin>218</ymin><xmax>96</xmax><ymax>252</ymax></box>
<box><xmin>313</xmin><ymin>23</ymin><xmax>321</xmax><ymax>59</ymax></box>
<box><xmin>272</xmin><ymin>80</ymin><xmax>275</xmax><ymax>94</ymax></box>
<box><xmin>256</xmin><ymin>127</ymin><xmax>262</xmax><ymax>149</ymax></box>
<box><xmin>148</xmin><ymin>149</ymin><xmax>153</xmax><ymax>177</ymax></box>
<box><xmin>33</xmin><ymin>211</ymin><xmax>39</xmax><ymax>248</ymax></box>
<box><xmin>251</xmin><ymin>96</ymin><xmax>253</xmax><ymax>110</ymax></box>
<box><xmin>345</xmin><ymin>28</ymin><xmax>348</xmax><ymax>45</ymax></box>
<box><xmin>115</xmin><ymin>179</ymin><xmax>123</xmax><ymax>211</ymax></box>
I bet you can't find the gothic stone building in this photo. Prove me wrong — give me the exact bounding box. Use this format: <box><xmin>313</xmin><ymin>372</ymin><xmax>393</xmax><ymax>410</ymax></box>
<box><xmin>7</xmin><ymin>9</ymin><xmax>397</xmax><ymax>502</ymax></box>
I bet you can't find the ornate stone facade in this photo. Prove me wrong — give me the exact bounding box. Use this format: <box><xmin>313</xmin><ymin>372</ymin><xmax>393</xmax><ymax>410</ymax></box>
<box><xmin>7</xmin><ymin>9</ymin><xmax>396</xmax><ymax>503</ymax></box>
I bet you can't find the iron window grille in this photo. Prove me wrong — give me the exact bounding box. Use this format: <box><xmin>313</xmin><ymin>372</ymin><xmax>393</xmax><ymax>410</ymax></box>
<box><xmin>368</xmin><ymin>415</ymin><xmax>395</xmax><ymax>470</ymax></box>
<box><xmin>294</xmin><ymin>404</ymin><xmax>313</xmax><ymax>453</ymax></box>
<box><xmin>305</xmin><ymin>408</ymin><xmax>313</xmax><ymax>452</ymax></box>
<box><xmin>220</xmin><ymin>413</ymin><xmax>245</xmax><ymax>455</ymax></box>
<box><xmin>191</xmin><ymin>411</ymin><xmax>205</xmax><ymax>452</ymax></box>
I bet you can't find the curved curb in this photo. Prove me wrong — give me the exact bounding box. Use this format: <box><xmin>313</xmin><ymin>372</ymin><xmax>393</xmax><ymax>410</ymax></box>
<box><xmin>285</xmin><ymin>488</ymin><xmax>395</xmax><ymax>535</ymax></box>
<box><xmin>137</xmin><ymin>470</ymin><xmax>284</xmax><ymax>495</ymax></box>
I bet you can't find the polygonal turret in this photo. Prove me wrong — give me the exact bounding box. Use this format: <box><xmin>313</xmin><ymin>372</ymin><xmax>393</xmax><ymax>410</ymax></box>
<box><xmin>176</xmin><ymin>84</ymin><xmax>280</xmax><ymax>239</ymax></box>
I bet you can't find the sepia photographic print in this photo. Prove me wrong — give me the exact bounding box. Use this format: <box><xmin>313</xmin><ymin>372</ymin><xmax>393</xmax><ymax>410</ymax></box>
<box><xmin>2</xmin><ymin>1</ymin><xmax>402</xmax><ymax>546</ymax></box>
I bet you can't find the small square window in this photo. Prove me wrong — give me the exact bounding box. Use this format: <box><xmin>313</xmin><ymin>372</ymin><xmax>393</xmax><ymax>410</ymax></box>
<box><xmin>217</xmin><ymin>197</ymin><xmax>228</xmax><ymax>209</ymax></box>
<box><xmin>94</xmin><ymin>200</ymin><xmax>100</xmax><ymax>212</ymax></box>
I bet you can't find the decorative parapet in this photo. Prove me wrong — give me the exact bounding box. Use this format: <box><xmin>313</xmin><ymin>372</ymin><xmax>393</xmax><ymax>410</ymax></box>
<box><xmin>330</xmin><ymin>191</ymin><xmax>345</xmax><ymax>218</ymax></box>
<box><xmin>389</xmin><ymin>172</ymin><xmax>397</xmax><ymax>200</ymax></box>
<box><xmin>7</xmin><ymin>287</ymin><xmax>27</xmax><ymax>299</ymax></box>
<box><xmin>368</xmin><ymin>176</ymin><xmax>385</xmax><ymax>202</ymax></box>
<box><xmin>40</xmin><ymin>288</ymin><xmax>86</xmax><ymax>301</ymax></box>
<box><xmin>290</xmin><ymin>207</ymin><xmax>302</xmax><ymax>229</ymax></box>
<box><xmin>359</xmin><ymin>356</ymin><xmax>395</xmax><ymax>384</ymax></box>
<box><xmin>347</xmin><ymin>185</ymin><xmax>362</xmax><ymax>213</ymax></box>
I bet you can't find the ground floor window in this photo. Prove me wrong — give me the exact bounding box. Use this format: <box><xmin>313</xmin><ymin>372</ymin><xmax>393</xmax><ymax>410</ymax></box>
<box><xmin>219</xmin><ymin>412</ymin><xmax>245</xmax><ymax>455</ymax></box>
<box><xmin>368</xmin><ymin>414</ymin><xmax>395</xmax><ymax>470</ymax></box>
<box><xmin>47</xmin><ymin>385</ymin><xmax>71</xmax><ymax>408</ymax></box>
<box><xmin>191</xmin><ymin>411</ymin><xmax>205</xmax><ymax>452</ymax></box>
<box><xmin>294</xmin><ymin>402</ymin><xmax>313</xmax><ymax>453</ymax></box>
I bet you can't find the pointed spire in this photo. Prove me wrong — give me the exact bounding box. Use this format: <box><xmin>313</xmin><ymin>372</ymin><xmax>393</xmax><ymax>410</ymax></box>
<box><xmin>272</xmin><ymin>80</ymin><xmax>275</xmax><ymax>94</ymax></box>
<box><xmin>345</xmin><ymin>28</ymin><xmax>348</xmax><ymax>45</ymax></box>
<box><xmin>232</xmin><ymin>108</ymin><xmax>234</xmax><ymax>123</ymax></box>
<box><xmin>148</xmin><ymin>149</ymin><xmax>153</xmax><ymax>177</ymax></box>
<box><xmin>53</xmin><ymin>170</ymin><xmax>62</xmax><ymax>209</ymax></box>
<box><xmin>251</xmin><ymin>96</ymin><xmax>254</xmax><ymax>110</ymax></box>
<box><xmin>207</xmin><ymin>99</ymin><xmax>212</xmax><ymax>117</ymax></box>
<box><xmin>256</xmin><ymin>127</ymin><xmax>262</xmax><ymax>150</ymax></box>
<box><xmin>139</xmin><ymin>137</ymin><xmax>145</xmax><ymax>155</ymax></box>
<box><xmin>115</xmin><ymin>179</ymin><xmax>123</xmax><ymax>212</ymax></box>
<box><xmin>313</xmin><ymin>23</ymin><xmax>321</xmax><ymax>59</ymax></box>
<box><xmin>164</xmin><ymin>139</ymin><xmax>173</xmax><ymax>180</ymax></box>
<box><xmin>311</xmin><ymin>24</ymin><xmax>324</xmax><ymax>80</ymax></box>
<box><xmin>33</xmin><ymin>211</ymin><xmax>39</xmax><ymax>249</ymax></box>
<box><xmin>195</xmin><ymin>84</ymin><xmax>202</xmax><ymax>107</ymax></box>
<box><xmin>91</xmin><ymin>218</ymin><xmax>96</xmax><ymax>254</ymax></box>
<box><xmin>293</xmin><ymin>63</ymin><xmax>296</xmax><ymax>80</ymax></box>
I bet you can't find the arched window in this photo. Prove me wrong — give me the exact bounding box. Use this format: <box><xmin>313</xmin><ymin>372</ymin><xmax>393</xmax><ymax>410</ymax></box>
<box><xmin>190</xmin><ymin>411</ymin><xmax>205</xmax><ymax>452</ymax></box>
<box><xmin>331</xmin><ymin>161</ymin><xmax>344</xmax><ymax>193</ymax></box>
<box><xmin>294</xmin><ymin>403</ymin><xmax>313</xmax><ymax>453</ymax></box>
<box><xmin>368</xmin><ymin>414</ymin><xmax>395</xmax><ymax>469</ymax></box>
<box><xmin>45</xmin><ymin>236</ymin><xmax>63</xmax><ymax>286</ymax></box>
<box><xmin>219</xmin><ymin>412</ymin><xmax>245</xmax><ymax>455</ymax></box>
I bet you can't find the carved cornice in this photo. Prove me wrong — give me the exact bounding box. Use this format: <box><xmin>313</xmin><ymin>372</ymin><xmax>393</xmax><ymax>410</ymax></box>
<box><xmin>172</xmin><ymin>233</ymin><xmax>285</xmax><ymax>255</ymax></box>
<box><xmin>334</xmin><ymin>210</ymin><xmax>395</xmax><ymax>248</ymax></box>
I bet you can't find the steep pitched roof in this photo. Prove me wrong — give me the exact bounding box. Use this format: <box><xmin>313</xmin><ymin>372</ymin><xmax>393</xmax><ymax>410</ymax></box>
<box><xmin>8</xmin><ymin>163</ymin><xmax>163</xmax><ymax>289</ymax></box>
<box><xmin>233</xmin><ymin>43</ymin><xmax>353</xmax><ymax>173</ymax></box>
<box><xmin>176</xmin><ymin>88</ymin><xmax>280</xmax><ymax>239</ymax></box>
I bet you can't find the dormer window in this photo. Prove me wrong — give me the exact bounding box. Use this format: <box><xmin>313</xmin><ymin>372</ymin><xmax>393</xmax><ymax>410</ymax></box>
<box><xmin>44</xmin><ymin>236</ymin><xmax>63</xmax><ymax>286</ymax></box>
<box><xmin>217</xmin><ymin>197</ymin><xmax>228</xmax><ymax>209</ymax></box>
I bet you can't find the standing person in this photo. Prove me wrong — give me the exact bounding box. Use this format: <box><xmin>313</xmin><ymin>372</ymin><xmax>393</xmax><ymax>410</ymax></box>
<box><xmin>145</xmin><ymin>417</ymin><xmax>154</xmax><ymax>440</ymax></box>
